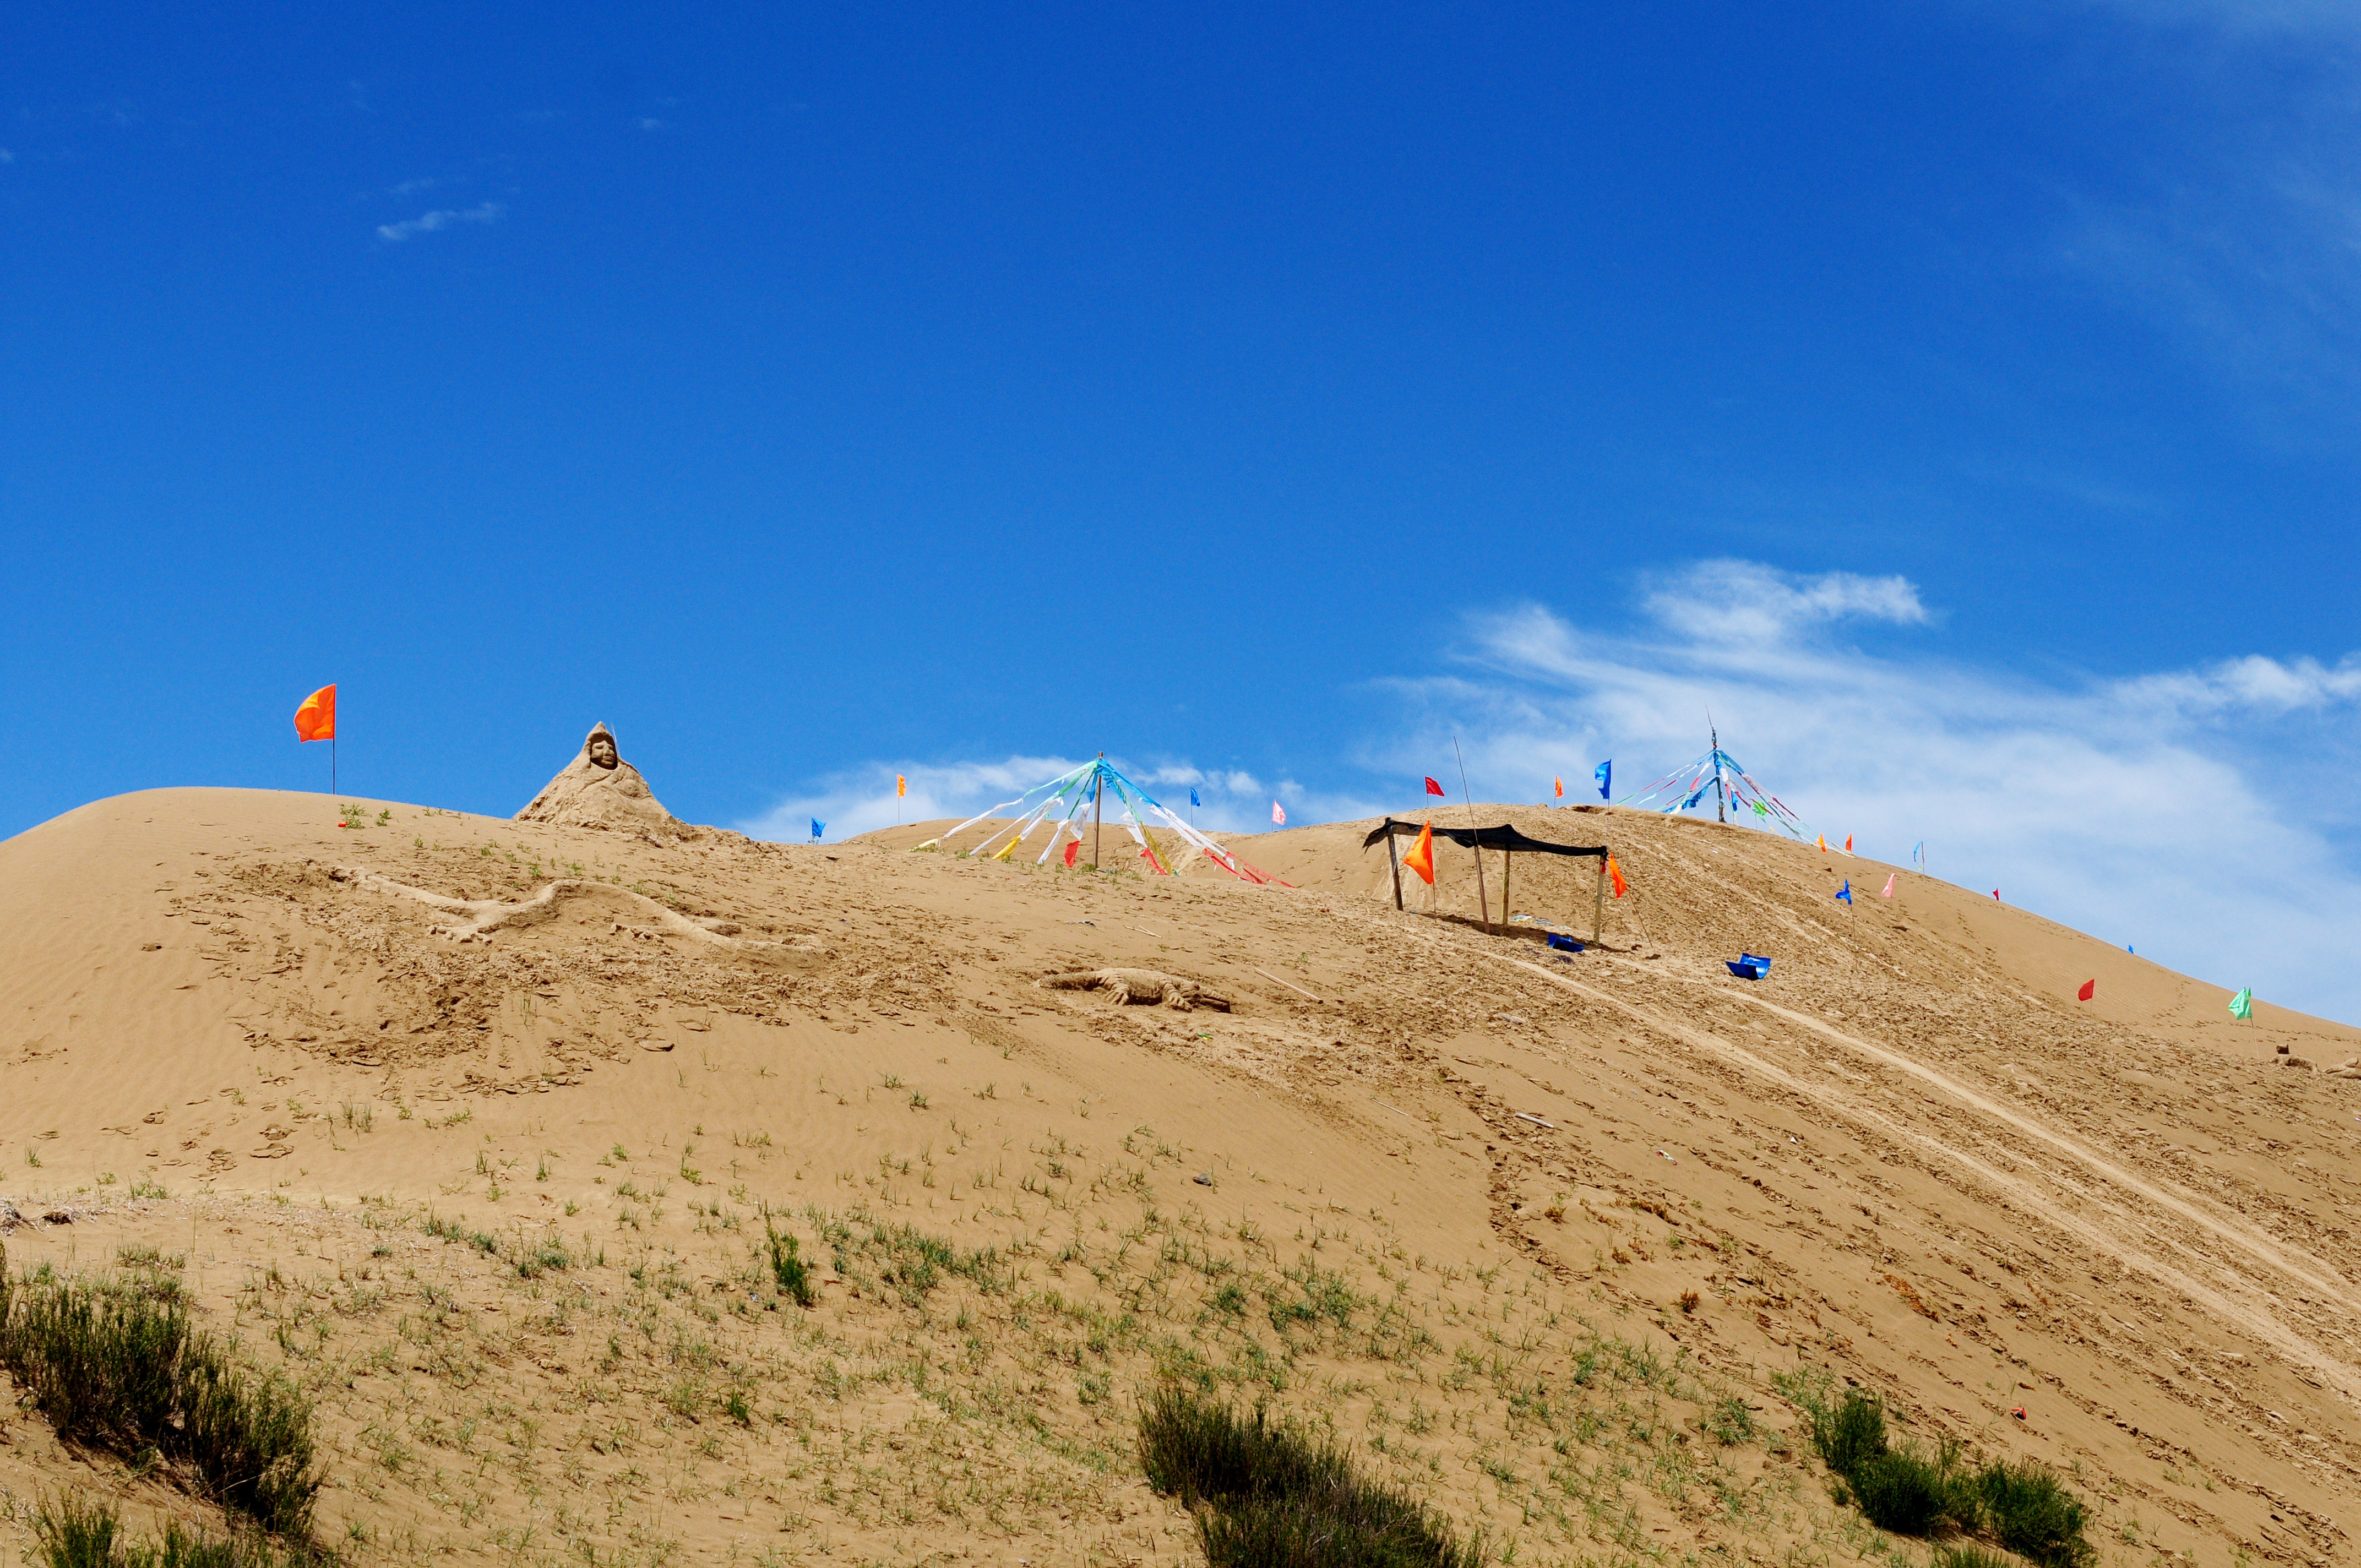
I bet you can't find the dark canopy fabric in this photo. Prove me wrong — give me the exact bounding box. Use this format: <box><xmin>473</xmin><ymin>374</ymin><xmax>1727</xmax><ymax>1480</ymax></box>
<box><xmin>1361</xmin><ymin>818</ymin><xmax>1607</xmax><ymax>858</ymax></box>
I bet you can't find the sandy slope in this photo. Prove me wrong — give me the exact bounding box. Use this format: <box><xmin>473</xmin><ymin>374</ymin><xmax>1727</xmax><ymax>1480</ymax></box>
<box><xmin>1</xmin><ymin>787</ymin><xmax>2356</xmax><ymax>1566</ymax></box>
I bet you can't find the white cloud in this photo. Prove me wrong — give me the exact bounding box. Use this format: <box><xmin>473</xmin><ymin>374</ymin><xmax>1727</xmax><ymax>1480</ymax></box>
<box><xmin>376</xmin><ymin>202</ymin><xmax>503</xmax><ymax>242</ymax></box>
<box><xmin>1409</xmin><ymin>562</ymin><xmax>2361</xmax><ymax>1022</ymax></box>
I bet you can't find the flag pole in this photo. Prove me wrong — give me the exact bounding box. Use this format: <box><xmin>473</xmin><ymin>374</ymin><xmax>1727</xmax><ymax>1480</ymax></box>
<box><xmin>1709</xmin><ymin>715</ymin><xmax>1726</xmax><ymax>824</ymax></box>
<box><xmin>1452</xmin><ymin>736</ymin><xmax>1492</xmax><ymax>934</ymax></box>
<box><xmin>1092</xmin><ymin>753</ymin><xmax>1104</xmax><ymax>871</ymax></box>
<box><xmin>331</xmin><ymin>736</ymin><xmax>337</xmax><ymax>799</ymax></box>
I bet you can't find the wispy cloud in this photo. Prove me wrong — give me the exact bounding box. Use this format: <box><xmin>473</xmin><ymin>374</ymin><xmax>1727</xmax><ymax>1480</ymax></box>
<box><xmin>376</xmin><ymin>201</ymin><xmax>503</xmax><ymax>242</ymax></box>
<box><xmin>1403</xmin><ymin>560</ymin><xmax>2361</xmax><ymax>1022</ymax></box>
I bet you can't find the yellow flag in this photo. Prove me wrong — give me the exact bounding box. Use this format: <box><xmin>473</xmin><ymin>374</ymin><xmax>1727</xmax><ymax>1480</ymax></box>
<box><xmin>896</xmin><ymin>775</ymin><xmax>907</xmax><ymax>799</ymax></box>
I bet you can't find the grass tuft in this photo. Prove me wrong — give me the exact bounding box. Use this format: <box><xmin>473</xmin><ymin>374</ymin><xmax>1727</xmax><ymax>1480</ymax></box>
<box><xmin>1139</xmin><ymin>1387</ymin><xmax>1482</xmax><ymax>1567</ymax></box>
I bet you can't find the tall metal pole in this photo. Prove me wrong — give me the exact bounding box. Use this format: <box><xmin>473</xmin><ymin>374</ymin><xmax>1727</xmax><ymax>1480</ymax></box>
<box><xmin>1452</xmin><ymin>737</ymin><xmax>1492</xmax><ymax>933</ymax></box>
<box><xmin>1091</xmin><ymin>754</ymin><xmax>1103</xmax><ymax>870</ymax></box>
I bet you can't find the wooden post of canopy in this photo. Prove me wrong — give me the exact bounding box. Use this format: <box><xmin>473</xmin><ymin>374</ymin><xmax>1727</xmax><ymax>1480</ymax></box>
<box><xmin>1091</xmin><ymin>755</ymin><xmax>1103</xmax><ymax>871</ymax></box>
<box><xmin>1592</xmin><ymin>852</ymin><xmax>1606</xmax><ymax>945</ymax></box>
<box><xmin>1502</xmin><ymin>846</ymin><xmax>1512</xmax><ymax>927</ymax></box>
<box><xmin>1384</xmin><ymin>819</ymin><xmax>1404</xmax><ymax>910</ymax></box>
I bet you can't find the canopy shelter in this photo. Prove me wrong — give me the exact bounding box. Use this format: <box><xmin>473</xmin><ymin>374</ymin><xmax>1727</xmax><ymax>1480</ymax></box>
<box><xmin>1615</xmin><ymin>732</ymin><xmax>1811</xmax><ymax>839</ymax></box>
<box><xmin>937</xmin><ymin>756</ymin><xmax>1287</xmax><ymax>885</ymax></box>
<box><xmin>1363</xmin><ymin>818</ymin><xmax>1610</xmax><ymax>939</ymax></box>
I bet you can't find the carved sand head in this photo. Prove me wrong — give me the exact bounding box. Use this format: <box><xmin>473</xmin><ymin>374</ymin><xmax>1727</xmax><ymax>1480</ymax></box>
<box><xmin>586</xmin><ymin>729</ymin><xmax>619</xmax><ymax>770</ymax></box>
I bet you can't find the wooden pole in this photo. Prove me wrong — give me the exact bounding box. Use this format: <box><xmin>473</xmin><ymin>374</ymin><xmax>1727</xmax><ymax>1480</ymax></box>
<box><xmin>1502</xmin><ymin>847</ymin><xmax>1512</xmax><ymax>926</ymax></box>
<box><xmin>1452</xmin><ymin>737</ymin><xmax>1491</xmax><ymax>933</ymax></box>
<box><xmin>1592</xmin><ymin>853</ymin><xmax>1606</xmax><ymax>945</ymax></box>
<box><xmin>331</xmin><ymin>737</ymin><xmax>337</xmax><ymax>799</ymax></box>
<box><xmin>1384</xmin><ymin>819</ymin><xmax>1404</xmax><ymax>910</ymax></box>
<box><xmin>1091</xmin><ymin>755</ymin><xmax>1103</xmax><ymax>870</ymax></box>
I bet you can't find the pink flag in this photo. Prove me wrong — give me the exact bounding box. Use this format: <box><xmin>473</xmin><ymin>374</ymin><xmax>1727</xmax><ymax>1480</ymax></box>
<box><xmin>1271</xmin><ymin>800</ymin><xmax>1286</xmax><ymax>826</ymax></box>
<box><xmin>1881</xmin><ymin>873</ymin><xmax>1895</xmax><ymax>898</ymax></box>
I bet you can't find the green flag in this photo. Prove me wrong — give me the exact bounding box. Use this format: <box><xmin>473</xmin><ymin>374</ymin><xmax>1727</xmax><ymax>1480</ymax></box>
<box><xmin>2228</xmin><ymin>987</ymin><xmax>2253</xmax><ymax>1021</ymax></box>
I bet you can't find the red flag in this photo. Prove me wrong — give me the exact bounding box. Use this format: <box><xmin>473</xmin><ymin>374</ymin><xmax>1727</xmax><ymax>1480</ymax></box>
<box><xmin>1063</xmin><ymin>839</ymin><xmax>1079</xmax><ymax>869</ymax></box>
<box><xmin>1992</xmin><ymin>890</ymin><xmax>2001</xmax><ymax>901</ymax></box>
<box><xmin>293</xmin><ymin>684</ymin><xmax>336</xmax><ymax>742</ymax></box>
<box><xmin>2077</xmin><ymin>979</ymin><xmax>2095</xmax><ymax>1001</ymax></box>
<box><xmin>1424</xmin><ymin>777</ymin><xmax>1445</xmax><ymax>797</ymax></box>
<box><xmin>1607</xmin><ymin>854</ymin><xmax>1628</xmax><ymax>899</ymax></box>
<box><xmin>1402</xmin><ymin>821</ymin><xmax>1437</xmax><ymax>884</ymax></box>
<box><xmin>1844</xmin><ymin>833</ymin><xmax>1853</xmax><ymax>853</ymax></box>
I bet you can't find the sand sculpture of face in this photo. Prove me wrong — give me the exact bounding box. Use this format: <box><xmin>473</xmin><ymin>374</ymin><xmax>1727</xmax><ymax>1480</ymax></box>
<box><xmin>587</xmin><ymin>734</ymin><xmax>619</xmax><ymax>770</ymax></box>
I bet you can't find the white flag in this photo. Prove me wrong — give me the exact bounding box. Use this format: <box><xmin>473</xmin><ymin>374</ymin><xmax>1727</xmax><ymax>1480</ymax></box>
<box><xmin>1271</xmin><ymin>800</ymin><xmax>1286</xmax><ymax>826</ymax></box>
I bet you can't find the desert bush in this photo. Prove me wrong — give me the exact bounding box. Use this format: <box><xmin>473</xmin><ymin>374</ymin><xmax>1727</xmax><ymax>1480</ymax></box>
<box><xmin>1811</xmin><ymin>1386</ymin><xmax>1889</xmax><ymax>1478</ymax></box>
<box><xmin>763</xmin><ymin>1222</ymin><xmax>815</xmax><ymax>1308</ymax></box>
<box><xmin>1139</xmin><ymin>1387</ymin><xmax>1482</xmax><ymax>1568</ymax></box>
<box><xmin>1935</xmin><ymin>1546</ymin><xmax>2023</xmax><ymax>1568</ymax></box>
<box><xmin>33</xmin><ymin>1494</ymin><xmax>326</xmax><ymax>1567</ymax></box>
<box><xmin>1977</xmin><ymin>1461</ymin><xmax>2093</xmax><ymax>1568</ymax></box>
<box><xmin>1851</xmin><ymin>1448</ymin><xmax>1972</xmax><ymax>1535</ymax></box>
<box><xmin>1787</xmin><ymin>1367</ymin><xmax>2089</xmax><ymax>1567</ymax></box>
<box><xmin>0</xmin><ymin>1246</ymin><xmax>320</xmax><ymax>1539</ymax></box>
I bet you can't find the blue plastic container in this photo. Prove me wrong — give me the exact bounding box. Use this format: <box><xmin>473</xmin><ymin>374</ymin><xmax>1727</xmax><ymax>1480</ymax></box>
<box><xmin>1725</xmin><ymin>953</ymin><xmax>1772</xmax><ymax>980</ymax></box>
<box><xmin>1546</xmin><ymin>934</ymin><xmax>1584</xmax><ymax>953</ymax></box>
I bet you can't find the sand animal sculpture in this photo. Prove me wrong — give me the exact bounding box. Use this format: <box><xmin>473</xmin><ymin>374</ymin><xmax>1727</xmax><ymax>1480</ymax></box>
<box><xmin>515</xmin><ymin>723</ymin><xmax>688</xmax><ymax>836</ymax></box>
<box><xmin>1036</xmin><ymin>967</ymin><xmax>1232</xmax><ymax>1010</ymax></box>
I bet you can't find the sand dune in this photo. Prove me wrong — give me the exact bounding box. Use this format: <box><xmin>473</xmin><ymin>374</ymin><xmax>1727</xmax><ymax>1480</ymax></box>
<box><xmin>2</xmin><ymin>787</ymin><xmax>2355</xmax><ymax>1565</ymax></box>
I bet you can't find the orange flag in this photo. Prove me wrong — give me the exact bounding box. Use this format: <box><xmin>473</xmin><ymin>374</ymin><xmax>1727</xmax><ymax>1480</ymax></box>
<box><xmin>1402</xmin><ymin>821</ymin><xmax>1437</xmax><ymax>885</ymax></box>
<box><xmin>1607</xmin><ymin>854</ymin><xmax>1628</xmax><ymax>898</ymax></box>
<box><xmin>1815</xmin><ymin>834</ymin><xmax>1826</xmax><ymax>853</ymax></box>
<box><xmin>1844</xmin><ymin>833</ymin><xmax>1853</xmax><ymax>853</ymax></box>
<box><xmin>293</xmin><ymin>684</ymin><xmax>336</xmax><ymax>742</ymax></box>
<box><xmin>1553</xmin><ymin>776</ymin><xmax>1564</xmax><ymax>799</ymax></box>
<box><xmin>896</xmin><ymin>774</ymin><xmax>907</xmax><ymax>799</ymax></box>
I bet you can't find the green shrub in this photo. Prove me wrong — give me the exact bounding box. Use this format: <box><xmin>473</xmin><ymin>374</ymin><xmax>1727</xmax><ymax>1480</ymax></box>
<box><xmin>764</xmin><ymin>1222</ymin><xmax>815</xmax><ymax>1308</ymax></box>
<box><xmin>0</xmin><ymin>1246</ymin><xmax>320</xmax><ymax>1539</ymax></box>
<box><xmin>33</xmin><ymin>1494</ymin><xmax>325</xmax><ymax>1567</ymax></box>
<box><xmin>1851</xmin><ymin>1449</ymin><xmax>1972</xmax><ymax>1535</ymax></box>
<box><xmin>33</xmin><ymin>1493</ymin><xmax>122</xmax><ymax>1568</ymax></box>
<box><xmin>1812</xmin><ymin>1387</ymin><xmax>1888</xmax><ymax>1478</ymax></box>
<box><xmin>1785</xmin><ymin>1365</ymin><xmax>2090</xmax><ymax>1568</ymax></box>
<box><xmin>1977</xmin><ymin>1461</ymin><xmax>2092</xmax><ymax>1568</ymax></box>
<box><xmin>1936</xmin><ymin>1546</ymin><xmax>2023</xmax><ymax>1568</ymax></box>
<box><xmin>1139</xmin><ymin>1387</ymin><xmax>1481</xmax><ymax>1568</ymax></box>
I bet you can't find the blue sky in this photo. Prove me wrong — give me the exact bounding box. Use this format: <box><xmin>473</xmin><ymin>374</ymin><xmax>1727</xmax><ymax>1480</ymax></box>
<box><xmin>8</xmin><ymin>2</ymin><xmax>2361</xmax><ymax>1016</ymax></box>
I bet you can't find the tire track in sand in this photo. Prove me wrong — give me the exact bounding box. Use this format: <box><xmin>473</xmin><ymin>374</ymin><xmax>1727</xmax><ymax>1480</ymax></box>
<box><xmin>1489</xmin><ymin>952</ymin><xmax>2361</xmax><ymax>1407</ymax></box>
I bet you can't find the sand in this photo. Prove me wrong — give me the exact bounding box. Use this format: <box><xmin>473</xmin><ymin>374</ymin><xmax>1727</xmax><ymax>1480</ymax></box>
<box><xmin>1</xmin><ymin>786</ymin><xmax>2355</xmax><ymax>1566</ymax></box>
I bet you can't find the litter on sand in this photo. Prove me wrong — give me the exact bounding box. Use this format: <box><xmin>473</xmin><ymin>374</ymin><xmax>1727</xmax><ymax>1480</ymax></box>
<box><xmin>1515</xmin><ymin>1112</ymin><xmax>1556</xmax><ymax>1129</ymax></box>
<box><xmin>1547</xmin><ymin>934</ymin><xmax>1584</xmax><ymax>953</ymax></box>
<box><xmin>1726</xmin><ymin>953</ymin><xmax>1772</xmax><ymax>979</ymax></box>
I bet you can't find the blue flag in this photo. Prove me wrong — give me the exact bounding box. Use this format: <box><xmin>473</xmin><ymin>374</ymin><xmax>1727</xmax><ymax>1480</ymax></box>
<box><xmin>1911</xmin><ymin>841</ymin><xmax>1924</xmax><ymax>867</ymax></box>
<box><xmin>810</xmin><ymin>819</ymin><xmax>825</xmax><ymax>841</ymax></box>
<box><xmin>1836</xmin><ymin>879</ymin><xmax>1853</xmax><ymax>905</ymax></box>
<box><xmin>1190</xmin><ymin>786</ymin><xmax>1201</xmax><ymax>808</ymax></box>
<box><xmin>1594</xmin><ymin>760</ymin><xmax>1612</xmax><ymax>799</ymax></box>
